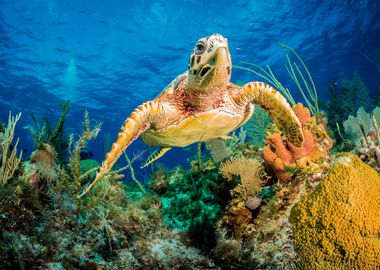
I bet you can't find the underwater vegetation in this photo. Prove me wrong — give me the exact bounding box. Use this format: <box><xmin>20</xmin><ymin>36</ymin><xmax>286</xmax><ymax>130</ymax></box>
<box><xmin>342</xmin><ymin>106</ymin><xmax>380</xmax><ymax>172</ymax></box>
<box><xmin>24</xmin><ymin>100</ymin><xmax>70</xmax><ymax>162</ymax></box>
<box><xmin>1</xmin><ymin>41</ymin><xmax>379</xmax><ymax>270</ymax></box>
<box><xmin>0</xmin><ymin>108</ymin><xmax>217</xmax><ymax>269</ymax></box>
<box><xmin>151</xmin><ymin>161</ymin><xmax>223</xmax><ymax>248</ymax></box>
<box><xmin>322</xmin><ymin>73</ymin><xmax>378</xmax><ymax>146</ymax></box>
<box><xmin>236</xmin><ymin>42</ymin><xmax>320</xmax><ymax>116</ymax></box>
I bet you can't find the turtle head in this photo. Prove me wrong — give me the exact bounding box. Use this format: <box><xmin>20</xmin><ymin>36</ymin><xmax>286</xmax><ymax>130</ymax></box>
<box><xmin>187</xmin><ymin>34</ymin><xmax>232</xmax><ymax>90</ymax></box>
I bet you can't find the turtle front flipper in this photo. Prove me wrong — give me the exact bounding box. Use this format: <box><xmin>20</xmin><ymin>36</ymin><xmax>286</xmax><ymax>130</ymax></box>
<box><xmin>234</xmin><ymin>82</ymin><xmax>304</xmax><ymax>147</ymax></box>
<box><xmin>79</xmin><ymin>101</ymin><xmax>167</xmax><ymax>197</ymax></box>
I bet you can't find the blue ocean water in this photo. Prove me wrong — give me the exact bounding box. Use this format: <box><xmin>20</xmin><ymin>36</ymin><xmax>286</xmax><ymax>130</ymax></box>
<box><xmin>0</xmin><ymin>0</ymin><xmax>379</xmax><ymax>177</ymax></box>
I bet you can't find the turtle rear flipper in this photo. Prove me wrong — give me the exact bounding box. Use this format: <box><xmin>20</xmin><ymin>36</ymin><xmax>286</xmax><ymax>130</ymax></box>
<box><xmin>79</xmin><ymin>101</ymin><xmax>167</xmax><ymax>197</ymax></box>
<box><xmin>141</xmin><ymin>147</ymin><xmax>172</xmax><ymax>168</ymax></box>
<box><xmin>234</xmin><ymin>82</ymin><xmax>304</xmax><ymax>147</ymax></box>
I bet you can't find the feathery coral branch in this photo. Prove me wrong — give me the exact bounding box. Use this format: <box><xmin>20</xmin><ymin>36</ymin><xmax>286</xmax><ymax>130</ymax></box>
<box><xmin>0</xmin><ymin>112</ymin><xmax>22</xmax><ymax>186</ymax></box>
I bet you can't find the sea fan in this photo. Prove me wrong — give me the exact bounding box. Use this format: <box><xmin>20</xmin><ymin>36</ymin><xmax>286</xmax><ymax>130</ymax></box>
<box><xmin>243</xmin><ymin>106</ymin><xmax>272</xmax><ymax>147</ymax></box>
<box><xmin>220</xmin><ymin>158</ymin><xmax>264</xmax><ymax>199</ymax></box>
<box><xmin>343</xmin><ymin>106</ymin><xmax>380</xmax><ymax>146</ymax></box>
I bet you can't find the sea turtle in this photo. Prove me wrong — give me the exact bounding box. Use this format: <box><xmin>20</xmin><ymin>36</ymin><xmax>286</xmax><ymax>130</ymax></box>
<box><xmin>80</xmin><ymin>33</ymin><xmax>304</xmax><ymax>196</ymax></box>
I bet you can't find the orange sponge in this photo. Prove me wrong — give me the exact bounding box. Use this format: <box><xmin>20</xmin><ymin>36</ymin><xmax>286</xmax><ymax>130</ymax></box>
<box><xmin>263</xmin><ymin>103</ymin><xmax>333</xmax><ymax>182</ymax></box>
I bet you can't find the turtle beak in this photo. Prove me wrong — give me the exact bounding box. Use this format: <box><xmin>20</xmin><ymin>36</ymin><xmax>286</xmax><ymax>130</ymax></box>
<box><xmin>216</xmin><ymin>47</ymin><xmax>228</xmax><ymax>64</ymax></box>
<box><xmin>215</xmin><ymin>47</ymin><xmax>231</xmax><ymax>68</ymax></box>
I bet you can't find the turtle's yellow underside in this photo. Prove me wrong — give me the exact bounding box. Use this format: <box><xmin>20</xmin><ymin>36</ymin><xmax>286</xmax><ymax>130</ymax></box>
<box><xmin>141</xmin><ymin>109</ymin><xmax>248</xmax><ymax>147</ymax></box>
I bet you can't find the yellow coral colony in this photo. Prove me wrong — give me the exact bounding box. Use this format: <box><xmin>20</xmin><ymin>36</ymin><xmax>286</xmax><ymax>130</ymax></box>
<box><xmin>290</xmin><ymin>153</ymin><xmax>380</xmax><ymax>269</ymax></box>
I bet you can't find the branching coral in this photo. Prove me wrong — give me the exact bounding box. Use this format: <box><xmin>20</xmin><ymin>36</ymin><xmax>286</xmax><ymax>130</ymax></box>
<box><xmin>67</xmin><ymin>111</ymin><xmax>102</xmax><ymax>188</ymax></box>
<box><xmin>124</xmin><ymin>152</ymin><xmax>146</xmax><ymax>193</ymax></box>
<box><xmin>263</xmin><ymin>103</ymin><xmax>333</xmax><ymax>182</ymax></box>
<box><xmin>290</xmin><ymin>153</ymin><xmax>380</xmax><ymax>269</ymax></box>
<box><xmin>92</xmin><ymin>206</ymin><xmax>117</xmax><ymax>251</ymax></box>
<box><xmin>48</xmin><ymin>100</ymin><xmax>70</xmax><ymax>144</ymax></box>
<box><xmin>23</xmin><ymin>100</ymin><xmax>70</xmax><ymax>165</ymax></box>
<box><xmin>51</xmin><ymin>111</ymin><xmax>103</xmax><ymax>216</ymax></box>
<box><xmin>0</xmin><ymin>112</ymin><xmax>22</xmax><ymax>186</ymax></box>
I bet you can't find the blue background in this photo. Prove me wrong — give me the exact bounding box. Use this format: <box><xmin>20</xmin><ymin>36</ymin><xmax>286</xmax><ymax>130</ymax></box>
<box><xmin>1</xmin><ymin>0</ymin><xmax>379</xmax><ymax>181</ymax></box>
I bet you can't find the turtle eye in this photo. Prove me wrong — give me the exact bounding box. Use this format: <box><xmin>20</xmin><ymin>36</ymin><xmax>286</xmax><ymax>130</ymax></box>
<box><xmin>195</xmin><ymin>42</ymin><xmax>206</xmax><ymax>54</ymax></box>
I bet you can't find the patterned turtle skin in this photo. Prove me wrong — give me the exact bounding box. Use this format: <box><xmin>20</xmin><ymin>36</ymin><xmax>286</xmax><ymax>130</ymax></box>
<box><xmin>80</xmin><ymin>34</ymin><xmax>304</xmax><ymax>196</ymax></box>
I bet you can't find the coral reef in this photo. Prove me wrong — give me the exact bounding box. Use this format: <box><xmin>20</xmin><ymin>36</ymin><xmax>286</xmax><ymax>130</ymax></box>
<box><xmin>322</xmin><ymin>73</ymin><xmax>376</xmax><ymax>145</ymax></box>
<box><xmin>219</xmin><ymin>159</ymin><xmax>264</xmax><ymax>238</ymax></box>
<box><xmin>24</xmin><ymin>100</ymin><xmax>70</xmax><ymax>161</ymax></box>
<box><xmin>290</xmin><ymin>153</ymin><xmax>380</xmax><ymax>269</ymax></box>
<box><xmin>1</xmin><ymin>110</ymin><xmax>219</xmax><ymax>270</ymax></box>
<box><xmin>213</xmin><ymin>161</ymin><xmax>311</xmax><ymax>269</ymax></box>
<box><xmin>343</xmin><ymin>106</ymin><xmax>380</xmax><ymax>171</ymax></box>
<box><xmin>30</xmin><ymin>143</ymin><xmax>57</xmax><ymax>167</ymax></box>
<box><xmin>263</xmin><ymin>103</ymin><xmax>333</xmax><ymax>182</ymax></box>
<box><xmin>157</xmin><ymin>160</ymin><xmax>224</xmax><ymax>248</ymax></box>
<box><xmin>343</xmin><ymin>106</ymin><xmax>374</xmax><ymax>145</ymax></box>
<box><xmin>0</xmin><ymin>112</ymin><xmax>22</xmax><ymax>186</ymax></box>
<box><xmin>1</xmin><ymin>97</ymin><xmax>379</xmax><ymax>268</ymax></box>
<box><xmin>80</xmin><ymin>159</ymin><xmax>100</xmax><ymax>181</ymax></box>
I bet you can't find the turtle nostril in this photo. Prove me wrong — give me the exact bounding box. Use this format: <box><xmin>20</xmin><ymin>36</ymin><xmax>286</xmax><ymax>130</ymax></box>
<box><xmin>200</xmin><ymin>66</ymin><xmax>211</xmax><ymax>77</ymax></box>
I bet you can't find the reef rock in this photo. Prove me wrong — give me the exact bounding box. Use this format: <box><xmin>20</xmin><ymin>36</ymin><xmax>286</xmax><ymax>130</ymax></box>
<box><xmin>290</xmin><ymin>153</ymin><xmax>380</xmax><ymax>269</ymax></box>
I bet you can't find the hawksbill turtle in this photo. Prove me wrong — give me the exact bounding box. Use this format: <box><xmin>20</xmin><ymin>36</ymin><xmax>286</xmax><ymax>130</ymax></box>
<box><xmin>80</xmin><ymin>33</ymin><xmax>304</xmax><ymax>196</ymax></box>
